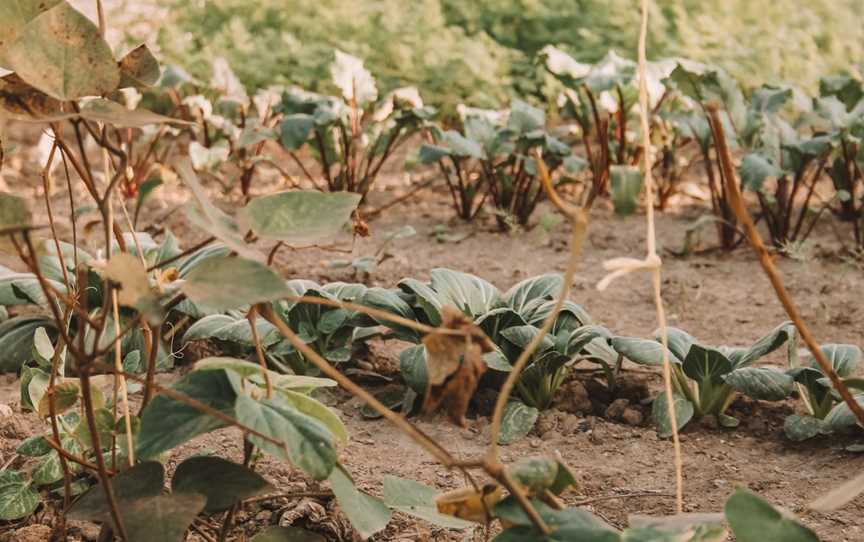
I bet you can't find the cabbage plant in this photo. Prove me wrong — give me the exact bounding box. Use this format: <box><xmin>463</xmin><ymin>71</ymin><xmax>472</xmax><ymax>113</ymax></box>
<box><xmin>608</xmin><ymin>323</ymin><xmax>796</xmax><ymax>435</ymax></box>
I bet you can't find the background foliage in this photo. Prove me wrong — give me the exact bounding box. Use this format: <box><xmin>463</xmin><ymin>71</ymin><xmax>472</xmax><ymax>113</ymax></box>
<box><xmin>153</xmin><ymin>0</ymin><xmax>864</xmax><ymax>109</ymax></box>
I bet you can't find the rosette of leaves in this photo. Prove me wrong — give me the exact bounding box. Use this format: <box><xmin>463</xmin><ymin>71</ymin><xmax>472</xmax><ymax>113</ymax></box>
<box><xmin>182</xmin><ymin>280</ymin><xmax>370</xmax><ymax>375</ymax></box>
<box><xmin>276</xmin><ymin>51</ymin><xmax>436</xmax><ymax>195</ymax></box>
<box><xmin>736</xmin><ymin>85</ymin><xmax>835</xmax><ymax>248</ymax></box>
<box><xmin>812</xmin><ymin>74</ymin><xmax>864</xmax><ymax>248</ymax></box>
<box><xmin>491</xmin><ymin>486</ymin><xmax>818</xmax><ymax>542</ymax></box>
<box><xmin>609</xmin><ymin>323</ymin><xmax>796</xmax><ymax>435</ymax></box>
<box><xmin>418</xmin><ymin>99</ymin><xmax>572</xmax><ymax>229</ymax></box>
<box><xmin>784</xmin><ymin>343</ymin><xmax>863</xmax><ymax>442</ymax></box>
<box><xmin>360</xmin><ymin>270</ymin><xmax>591</xmax><ymax>439</ymax></box>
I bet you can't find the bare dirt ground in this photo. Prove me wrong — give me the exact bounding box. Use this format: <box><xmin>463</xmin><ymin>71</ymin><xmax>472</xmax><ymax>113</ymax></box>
<box><xmin>1</xmin><ymin>124</ymin><xmax>864</xmax><ymax>541</ymax></box>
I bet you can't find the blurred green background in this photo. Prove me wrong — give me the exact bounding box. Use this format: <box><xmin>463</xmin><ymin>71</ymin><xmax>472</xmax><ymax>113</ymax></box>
<box><xmin>153</xmin><ymin>0</ymin><xmax>864</xmax><ymax>109</ymax></box>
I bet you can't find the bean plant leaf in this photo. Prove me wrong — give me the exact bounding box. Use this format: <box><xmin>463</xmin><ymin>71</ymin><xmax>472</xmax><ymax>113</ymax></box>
<box><xmin>725</xmin><ymin>488</ymin><xmax>818</xmax><ymax>542</ymax></box>
<box><xmin>724</xmin><ymin>367</ymin><xmax>794</xmax><ymax>401</ymax></box>
<box><xmin>137</xmin><ymin>370</ymin><xmax>236</xmax><ymax>459</ymax></box>
<box><xmin>279</xmin><ymin>389</ymin><xmax>349</xmax><ymax>444</ymax></box>
<box><xmin>172</xmin><ymin>456</ymin><xmax>273</xmax><ymax>513</ymax></box>
<box><xmin>653</xmin><ymin>392</ymin><xmax>694</xmax><ymax>438</ymax></box>
<box><xmin>808</xmin><ymin>344</ymin><xmax>861</xmax><ymax>377</ymax></box>
<box><xmin>280</xmin><ymin>114</ymin><xmax>315</xmax><ymax>149</ymax></box>
<box><xmin>119</xmin><ymin>493</ymin><xmax>207</xmax><ymax>542</ymax></box>
<box><xmin>328</xmin><ymin>464</ymin><xmax>391</xmax><ymax>540</ymax></box>
<box><xmin>235</xmin><ymin>395</ymin><xmax>337</xmax><ymax>480</ymax></box>
<box><xmin>382</xmin><ymin>475</ymin><xmax>473</xmax><ymax>529</ymax></box>
<box><xmin>0</xmin><ymin>470</ymin><xmax>39</xmax><ymax>520</ymax></box>
<box><xmin>507</xmin><ymin>99</ymin><xmax>545</xmax><ymax>134</ymax></box>
<box><xmin>36</xmin><ymin>381</ymin><xmax>79</xmax><ymax>417</ymax></box>
<box><xmin>0</xmin><ymin>0</ymin><xmax>63</xmax><ymax>53</ymax></box>
<box><xmin>78</xmin><ymin>99</ymin><xmax>191</xmax><ymax>128</ymax></box>
<box><xmin>119</xmin><ymin>44</ymin><xmax>160</xmax><ymax>87</ymax></box>
<box><xmin>68</xmin><ymin>461</ymin><xmax>165</xmax><ymax>521</ymax></box>
<box><xmin>240</xmin><ymin>191</ymin><xmax>360</xmax><ymax>244</ymax></box>
<box><xmin>499</xmin><ymin>400</ymin><xmax>539</xmax><ymax>444</ymax></box>
<box><xmin>824</xmin><ymin>393</ymin><xmax>864</xmax><ymax>432</ymax></box>
<box><xmin>181</xmin><ymin>256</ymin><xmax>290</xmax><ymax>312</ymax></box>
<box><xmin>2</xmin><ymin>2</ymin><xmax>120</xmax><ymax>100</ymax></box>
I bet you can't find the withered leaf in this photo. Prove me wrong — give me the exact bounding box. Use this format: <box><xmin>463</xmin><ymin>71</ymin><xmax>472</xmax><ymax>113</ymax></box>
<box><xmin>0</xmin><ymin>73</ymin><xmax>68</xmax><ymax>122</ymax></box>
<box><xmin>421</xmin><ymin>306</ymin><xmax>493</xmax><ymax>426</ymax></box>
<box><xmin>435</xmin><ymin>484</ymin><xmax>502</xmax><ymax>524</ymax></box>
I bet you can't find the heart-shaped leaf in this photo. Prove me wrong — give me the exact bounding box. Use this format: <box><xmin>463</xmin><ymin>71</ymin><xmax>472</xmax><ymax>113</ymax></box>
<box><xmin>382</xmin><ymin>475</ymin><xmax>473</xmax><ymax>529</ymax></box>
<box><xmin>0</xmin><ymin>470</ymin><xmax>39</xmax><ymax>520</ymax></box>
<box><xmin>240</xmin><ymin>191</ymin><xmax>360</xmax><ymax>244</ymax></box>
<box><xmin>172</xmin><ymin>456</ymin><xmax>273</xmax><ymax>513</ymax></box>
<box><xmin>328</xmin><ymin>464</ymin><xmax>391</xmax><ymax>540</ymax></box>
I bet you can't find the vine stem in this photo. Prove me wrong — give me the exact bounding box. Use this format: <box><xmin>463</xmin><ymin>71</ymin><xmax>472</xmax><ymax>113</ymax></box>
<box><xmin>637</xmin><ymin>0</ymin><xmax>684</xmax><ymax>513</ymax></box>
<box><xmin>707</xmin><ymin>104</ymin><xmax>864</xmax><ymax>428</ymax></box>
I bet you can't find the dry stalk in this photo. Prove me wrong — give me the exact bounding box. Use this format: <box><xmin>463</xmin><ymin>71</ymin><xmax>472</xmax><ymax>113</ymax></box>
<box><xmin>707</xmin><ymin>104</ymin><xmax>864</xmax><ymax>428</ymax></box>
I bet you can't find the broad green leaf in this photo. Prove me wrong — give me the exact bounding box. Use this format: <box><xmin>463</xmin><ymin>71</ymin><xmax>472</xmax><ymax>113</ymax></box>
<box><xmin>508</xmin><ymin>457</ymin><xmax>559</xmax><ymax>494</ymax></box>
<box><xmin>382</xmin><ymin>475</ymin><xmax>473</xmax><ymax>529</ymax></box>
<box><xmin>808</xmin><ymin>344</ymin><xmax>861</xmax><ymax>377</ymax></box>
<box><xmin>32</xmin><ymin>435</ymin><xmax>83</xmax><ymax>485</ymax></box>
<box><xmin>279</xmin><ymin>389</ymin><xmax>348</xmax><ymax>444</ymax></box>
<box><xmin>742</xmin><ymin>151</ymin><xmax>786</xmax><ymax>192</ymax></box>
<box><xmin>329</xmin><ymin>465</ymin><xmax>391</xmax><ymax>539</ymax></box>
<box><xmin>652</xmin><ymin>392</ymin><xmax>694</xmax><ymax>438</ymax></box>
<box><xmin>68</xmin><ymin>461</ymin><xmax>165</xmax><ymax>521</ymax></box>
<box><xmin>119</xmin><ymin>44</ymin><xmax>160</xmax><ymax>87</ymax></box>
<box><xmin>508</xmin><ymin>99</ymin><xmax>545</xmax><ymax>134</ymax></box>
<box><xmin>655</xmin><ymin>327</ymin><xmax>695</xmax><ymax>363</ymax></box>
<box><xmin>429</xmin><ymin>268</ymin><xmax>501</xmax><ymax>318</ymax></box>
<box><xmin>725</xmin><ymin>488</ymin><xmax>818</xmax><ymax>542</ymax></box>
<box><xmin>172</xmin><ymin>456</ymin><xmax>273</xmax><ymax>513</ymax></box>
<box><xmin>280</xmin><ymin>113</ymin><xmax>315</xmax><ymax>149</ymax></box>
<box><xmin>611</xmin><ymin>337</ymin><xmax>675</xmax><ymax>366</ymax></box>
<box><xmin>183</xmin><ymin>314</ymin><xmax>281</xmax><ymax>348</ymax></box>
<box><xmin>399</xmin><ymin>344</ymin><xmax>428</xmax><ymax>394</ymax></box>
<box><xmin>359</xmin><ymin>287</ymin><xmax>421</xmax><ymax>342</ymax></box>
<box><xmin>119</xmin><ymin>493</ymin><xmax>207</xmax><ymax>542</ymax></box>
<box><xmin>501</xmin><ymin>325</ymin><xmax>554</xmax><ymax>352</ymax></box>
<box><xmin>78</xmin><ymin>99</ymin><xmax>190</xmax><ymax>128</ymax></box>
<box><xmin>0</xmin><ymin>0</ymin><xmax>63</xmax><ymax>52</ymax></box>
<box><xmin>499</xmin><ymin>400</ymin><xmax>539</xmax><ymax>444</ymax></box>
<box><xmin>251</xmin><ymin>527</ymin><xmax>327</xmax><ymax>542</ymax></box>
<box><xmin>733</xmin><ymin>322</ymin><xmax>795</xmax><ymax>368</ymax></box>
<box><xmin>235</xmin><ymin>395</ymin><xmax>337</xmax><ymax>480</ymax></box>
<box><xmin>504</xmin><ymin>274</ymin><xmax>562</xmax><ymax>315</ymax></box>
<box><xmin>441</xmin><ymin>130</ymin><xmax>485</xmax><ymax>159</ymax></box>
<box><xmin>783</xmin><ymin>415</ymin><xmax>827</xmax><ymax>442</ymax></box>
<box><xmin>0</xmin><ymin>317</ymin><xmax>55</xmax><ymax>373</ymax></box>
<box><xmin>683</xmin><ymin>345</ymin><xmax>732</xmax><ymax>386</ymax></box>
<box><xmin>0</xmin><ymin>470</ymin><xmax>39</xmax><ymax>520</ymax></box>
<box><xmin>16</xmin><ymin>435</ymin><xmax>52</xmax><ymax>457</ymax></box>
<box><xmin>36</xmin><ymin>381</ymin><xmax>79</xmax><ymax>417</ymax></box>
<box><xmin>724</xmin><ymin>367</ymin><xmax>793</xmax><ymax>401</ymax></box>
<box><xmin>241</xmin><ymin>191</ymin><xmax>360</xmax><ymax>244</ymax></box>
<box><xmin>397</xmin><ymin>278</ymin><xmax>443</xmax><ymax>326</ymax></box>
<box><xmin>750</xmin><ymin>85</ymin><xmax>793</xmax><ymax>114</ymax></box>
<box><xmin>417</xmin><ymin>144</ymin><xmax>451</xmax><ymax>164</ymax></box>
<box><xmin>181</xmin><ymin>256</ymin><xmax>290</xmax><ymax>312</ymax></box>
<box><xmin>2</xmin><ymin>3</ymin><xmax>120</xmax><ymax>100</ymax></box>
<box><xmin>176</xmin><ymin>161</ymin><xmax>263</xmax><ymax>261</ymax></box>
<box><xmin>137</xmin><ymin>370</ymin><xmax>236</xmax><ymax>459</ymax></box>
<box><xmin>824</xmin><ymin>394</ymin><xmax>864</xmax><ymax>432</ymax></box>
<box><xmin>610</xmin><ymin>165</ymin><xmax>642</xmax><ymax>216</ymax></box>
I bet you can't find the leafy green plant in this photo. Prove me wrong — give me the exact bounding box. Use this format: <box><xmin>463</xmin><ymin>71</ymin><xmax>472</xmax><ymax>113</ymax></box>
<box><xmin>813</xmin><ymin>74</ymin><xmax>864</xmax><ymax>250</ymax></box>
<box><xmin>784</xmin><ymin>343</ymin><xmax>864</xmax><ymax>441</ymax></box>
<box><xmin>418</xmin><ymin>100</ymin><xmax>574</xmax><ymax>227</ymax></box>
<box><xmin>608</xmin><ymin>323</ymin><xmax>796</xmax><ymax>435</ymax></box>
<box><xmin>361</xmin><ymin>270</ymin><xmax>593</xmax><ymax>433</ymax></box>
<box><xmin>276</xmin><ymin>51</ymin><xmax>436</xmax><ymax>195</ymax></box>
